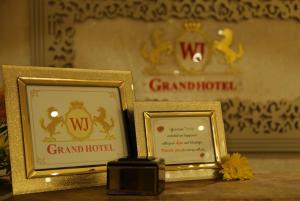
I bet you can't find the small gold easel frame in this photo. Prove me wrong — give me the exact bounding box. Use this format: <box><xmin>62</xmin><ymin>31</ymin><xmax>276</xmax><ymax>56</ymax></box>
<box><xmin>134</xmin><ymin>101</ymin><xmax>227</xmax><ymax>181</ymax></box>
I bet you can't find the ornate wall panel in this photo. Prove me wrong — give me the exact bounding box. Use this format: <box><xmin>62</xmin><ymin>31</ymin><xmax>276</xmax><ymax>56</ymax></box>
<box><xmin>31</xmin><ymin>0</ymin><xmax>300</xmax><ymax>151</ymax></box>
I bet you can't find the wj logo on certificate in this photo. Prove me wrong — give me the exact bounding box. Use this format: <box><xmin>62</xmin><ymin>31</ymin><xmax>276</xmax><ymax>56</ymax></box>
<box><xmin>40</xmin><ymin>101</ymin><xmax>116</xmax><ymax>142</ymax></box>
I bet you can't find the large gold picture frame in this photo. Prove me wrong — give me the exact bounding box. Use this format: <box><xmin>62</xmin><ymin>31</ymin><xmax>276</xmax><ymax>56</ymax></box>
<box><xmin>2</xmin><ymin>65</ymin><xmax>134</xmax><ymax>195</ymax></box>
<box><xmin>134</xmin><ymin>101</ymin><xmax>227</xmax><ymax>181</ymax></box>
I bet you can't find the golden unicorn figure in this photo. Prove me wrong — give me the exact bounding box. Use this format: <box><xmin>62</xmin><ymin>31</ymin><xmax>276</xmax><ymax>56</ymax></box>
<box><xmin>93</xmin><ymin>107</ymin><xmax>115</xmax><ymax>139</ymax></box>
<box><xmin>141</xmin><ymin>29</ymin><xmax>173</xmax><ymax>72</ymax></box>
<box><xmin>213</xmin><ymin>28</ymin><xmax>244</xmax><ymax>72</ymax></box>
<box><xmin>40</xmin><ymin>107</ymin><xmax>64</xmax><ymax>142</ymax></box>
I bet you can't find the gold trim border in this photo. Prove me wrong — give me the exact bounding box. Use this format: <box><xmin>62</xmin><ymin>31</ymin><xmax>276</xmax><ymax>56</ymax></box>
<box><xmin>18</xmin><ymin>77</ymin><xmax>126</xmax><ymax>178</ymax></box>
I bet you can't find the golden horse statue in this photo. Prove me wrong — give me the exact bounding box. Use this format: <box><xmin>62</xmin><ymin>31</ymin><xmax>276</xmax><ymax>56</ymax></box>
<box><xmin>40</xmin><ymin>107</ymin><xmax>64</xmax><ymax>142</ymax></box>
<box><xmin>93</xmin><ymin>107</ymin><xmax>115</xmax><ymax>139</ymax></box>
<box><xmin>213</xmin><ymin>28</ymin><xmax>244</xmax><ymax>72</ymax></box>
<box><xmin>141</xmin><ymin>29</ymin><xmax>173</xmax><ymax>72</ymax></box>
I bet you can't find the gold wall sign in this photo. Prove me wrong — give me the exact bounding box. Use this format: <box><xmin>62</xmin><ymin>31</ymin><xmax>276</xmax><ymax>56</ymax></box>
<box><xmin>140</xmin><ymin>22</ymin><xmax>243</xmax><ymax>94</ymax></box>
<box><xmin>141</xmin><ymin>22</ymin><xmax>244</xmax><ymax>75</ymax></box>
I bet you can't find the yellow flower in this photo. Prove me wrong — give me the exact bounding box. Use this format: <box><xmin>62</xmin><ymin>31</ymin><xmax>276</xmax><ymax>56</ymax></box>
<box><xmin>219</xmin><ymin>153</ymin><xmax>253</xmax><ymax>181</ymax></box>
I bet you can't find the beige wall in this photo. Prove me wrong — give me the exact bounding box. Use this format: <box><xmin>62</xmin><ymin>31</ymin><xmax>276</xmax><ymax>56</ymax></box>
<box><xmin>0</xmin><ymin>0</ymin><xmax>31</xmax><ymax>86</ymax></box>
<box><xmin>246</xmin><ymin>153</ymin><xmax>300</xmax><ymax>173</ymax></box>
<box><xmin>0</xmin><ymin>0</ymin><xmax>299</xmax><ymax>173</ymax></box>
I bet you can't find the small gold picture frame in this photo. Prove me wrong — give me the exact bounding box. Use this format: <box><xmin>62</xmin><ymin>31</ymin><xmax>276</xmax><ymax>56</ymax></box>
<box><xmin>134</xmin><ymin>101</ymin><xmax>227</xmax><ymax>181</ymax></box>
<box><xmin>2</xmin><ymin>65</ymin><xmax>134</xmax><ymax>194</ymax></box>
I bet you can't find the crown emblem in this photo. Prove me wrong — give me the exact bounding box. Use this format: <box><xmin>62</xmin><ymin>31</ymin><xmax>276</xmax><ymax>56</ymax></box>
<box><xmin>183</xmin><ymin>22</ymin><xmax>202</xmax><ymax>32</ymax></box>
<box><xmin>70</xmin><ymin>101</ymin><xmax>83</xmax><ymax>109</ymax></box>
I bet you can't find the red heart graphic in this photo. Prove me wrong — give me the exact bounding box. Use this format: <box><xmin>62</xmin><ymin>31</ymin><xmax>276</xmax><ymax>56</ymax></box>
<box><xmin>157</xmin><ymin>126</ymin><xmax>164</xmax><ymax>133</ymax></box>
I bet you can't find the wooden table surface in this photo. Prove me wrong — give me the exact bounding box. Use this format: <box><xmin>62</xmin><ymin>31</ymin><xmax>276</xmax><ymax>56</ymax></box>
<box><xmin>2</xmin><ymin>173</ymin><xmax>300</xmax><ymax>201</ymax></box>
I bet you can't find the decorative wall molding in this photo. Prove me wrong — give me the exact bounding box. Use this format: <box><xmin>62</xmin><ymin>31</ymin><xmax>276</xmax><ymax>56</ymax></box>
<box><xmin>222</xmin><ymin>99</ymin><xmax>300</xmax><ymax>135</ymax></box>
<box><xmin>223</xmin><ymin>98</ymin><xmax>300</xmax><ymax>151</ymax></box>
<box><xmin>31</xmin><ymin>0</ymin><xmax>300</xmax><ymax>152</ymax></box>
<box><xmin>31</xmin><ymin>0</ymin><xmax>300</xmax><ymax>67</ymax></box>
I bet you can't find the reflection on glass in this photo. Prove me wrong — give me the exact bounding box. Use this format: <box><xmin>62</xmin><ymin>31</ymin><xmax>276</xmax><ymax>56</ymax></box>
<box><xmin>198</xmin><ymin>125</ymin><xmax>205</xmax><ymax>131</ymax></box>
<box><xmin>192</xmin><ymin>52</ymin><xmax>202</xmax><ymax>62</ymax></box>
<box><xmin>45</xmin><ymin>177</ymin><xmax>52</xmax><ymax>183</ymax></box>
<box><xmin>173</xmin><ymin>70</ymin><xmax>180</xmax><ymax>75</ymax></box>
<box><xmin>50</xmin><ymin>111</ymin><xmax>58</xmax><ymax>118</ymax></box>
<box><xmin>218</xmin><ymin>29</ymin><xmax>224</xmax><ymax>35</ymax></box>
<box><xmin>165</xmin><ymin>172</ymin><xmax>170</xmax><ymax>179</ymax></box>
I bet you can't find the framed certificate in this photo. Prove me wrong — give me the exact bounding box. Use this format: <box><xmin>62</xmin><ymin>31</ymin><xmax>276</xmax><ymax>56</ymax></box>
<box><xmin>2</xmin><ymin>65</ymin><xmax>134</xmax><ymax>194</ymax></box>
<box><xmin>134</xmin><ymin>101</ymin><xmax>227</xmax><ymax>181</ymax></box>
